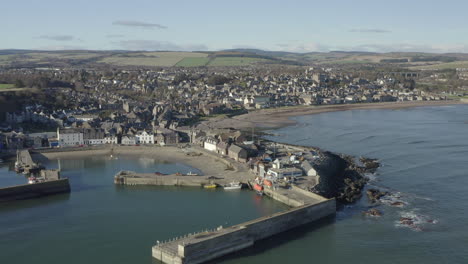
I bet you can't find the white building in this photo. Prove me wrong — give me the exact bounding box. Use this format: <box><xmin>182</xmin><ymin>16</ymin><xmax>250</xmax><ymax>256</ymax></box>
<box><xmin>267</xmin><ymin>167</ymin><xmax>303</xmax><ymax>179</ymax></box>
<box><xmin>58</xmin><ymin>128</ymin><xmax>84</xmax><ymax>147</ymax></box>
<box><xmin>135</xmin><ymin>131</ymin><xmax>154</xmax><ymax>144</ymax></box>
<box><xmin>203</xmin><ymin>137</ymin><xmax>218</xmax><ymax>152</ymax></box>
<box><xmin>104</xmin><ymin>134</ymin><xmax>118</xmax><ymax>144</ymax></box>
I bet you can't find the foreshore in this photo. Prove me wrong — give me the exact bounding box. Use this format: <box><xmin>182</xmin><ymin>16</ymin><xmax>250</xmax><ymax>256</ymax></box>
<box><xmin>35</xmin><ymin>145</ymin><xmax>252</xmax><ymax>183</ymax></box>
<box><xmin>200</xmin><ymin>100</ymin><xmax>468</xmax><ymax>130</ymax></box>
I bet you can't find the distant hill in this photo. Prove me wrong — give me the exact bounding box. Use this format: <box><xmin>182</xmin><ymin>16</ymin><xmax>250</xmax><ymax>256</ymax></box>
<box><xmin>1</xmin><ymin>49</ymin><xmax>468</xmax><ymax>69</ymax></box>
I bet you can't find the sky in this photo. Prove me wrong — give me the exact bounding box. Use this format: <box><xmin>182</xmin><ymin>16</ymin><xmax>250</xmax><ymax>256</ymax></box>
<box><xmin>2</xmin><ymin>0</ymin><xmax>468</xmax><ymax>53</ymax></box>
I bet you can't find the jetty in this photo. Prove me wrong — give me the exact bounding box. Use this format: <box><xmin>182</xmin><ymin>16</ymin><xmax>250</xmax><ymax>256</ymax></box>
<box><xmin>114</xmin><ymin>169</ymin><xmax>335</xmax><ymax>264</ymax></box>
<box><xmin>152</xmin><ymin>185</ymin><xmax>335</xmax><ymax>264</ymax></box>
<box><xmin>15</xmin><ymin>149</ymin><xmax>44</xmax><ymax>174</ymax></box>
<box><xmin>0</xmin><ymin>150</ymin><xmax>71</xmax><ymax>202</ymax></box>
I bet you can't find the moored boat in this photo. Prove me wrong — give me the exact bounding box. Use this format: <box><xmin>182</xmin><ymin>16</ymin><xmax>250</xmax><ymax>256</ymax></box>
<box><xmin>28</xmin><ymin>176</ymin><xmax>37</xmax><ymax>184</ymax></box>
<box><xmin>223</xmin><ymin>182</ymin><xmax>242</xmax><ymax>190</ymax></box>
<box><xmin>204</xmin><ymin>183</ymin><xmax>217</xmax><ymax>189</ymax></box>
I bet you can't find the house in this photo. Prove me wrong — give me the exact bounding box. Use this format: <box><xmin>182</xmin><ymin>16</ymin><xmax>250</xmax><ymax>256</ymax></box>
<box><xmin>136</xmin><ymin>131</ymin><xmax>154</xmax><ymax>144</ymax></box>
<box><xmin>121</xmin><ymin>136</ymin><xmax>137</xmax><ymax>145</ymax></box>
<box><xmin>228</xmin><ymin>144</ymin><xmax>248</xmax><ymax>162</ymax></box>
<box><xmin>83</xmin><ymin>128</ymin><xmax>105</xmax><ymax>145</ymax></box>
<box><xmin>155</xmin><ymin>128</ymin><xmax>180</xmax><ymax>146</ymax></box>
<box><xmin>301</xmin><ymin>160</ymin><xmax>319</xmax><ymax>184</ymax></box>
<box><xmin>104</xmin><ymin>132</ymin><xmax>118</xmax><ymax>144</ymax></box>
<box><xmin>58</xmin><ymin>128</ymin><xmax>84</xmax><ymax>146</ymax></box>
<box><xmin>216</xmin><ymin>141</ymin><xmax>230</xmax><ymax>155</ymax></box>
<box><xmin>204</xmin><ymin>137</ymin><xmax>218</xmax><ymax>152</ymax></box>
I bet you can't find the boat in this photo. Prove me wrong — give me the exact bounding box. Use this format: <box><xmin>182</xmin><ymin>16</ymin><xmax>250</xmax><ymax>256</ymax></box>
<box><xmin>253</xmin><ymin>183</ymin><xmax>264</xmax><ymax>195</ymax></box>
<box><xmin>204</xmin><ymin>184</ymin><xmax>217</xmax><ymax>189</ymax></box>
<box><xmin>186</xmin><ymin>171</ymin><xmax>198</xmax><ymax>176</ymax></box>
<box><xmin>28</xmin><ymin>176</ymin><xmax>37</xmax><ymax>184</ymax></box>
<box><xmin>223</xmin><ymin>182</ymin><xmax>242</xmax><ymax>190</ymax></box>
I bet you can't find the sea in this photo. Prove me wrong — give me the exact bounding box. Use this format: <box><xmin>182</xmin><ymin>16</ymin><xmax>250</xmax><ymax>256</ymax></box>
<box><xmin>1</xmin><ymin>104</ymin><xmax>468</xmax><ymax>263</ymax></box>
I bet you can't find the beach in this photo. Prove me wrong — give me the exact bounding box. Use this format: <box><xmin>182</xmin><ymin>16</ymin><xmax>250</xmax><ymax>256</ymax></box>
<box><xmin>36</xmin><ymin>145</ymin><xmax>252</xmax><ymax>182</ymax></box>
<box><xmin>199</xmin><ymin>100</ymin><xmax>468</xmax><ymax>130</ymax></box>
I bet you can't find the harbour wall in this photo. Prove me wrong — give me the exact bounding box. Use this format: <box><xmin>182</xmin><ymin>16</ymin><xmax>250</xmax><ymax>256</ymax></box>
<box><xmin>153</xmin><ymin>197</ymin><xmax>335</xmax><ymax>264</ymax></box>
<box><xmin>0</xmin><ymin>179</ymin><xmax>71</xmax><ymax>202</ymax></box>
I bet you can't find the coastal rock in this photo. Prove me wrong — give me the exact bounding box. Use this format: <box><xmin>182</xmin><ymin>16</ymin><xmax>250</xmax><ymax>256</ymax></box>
<box><xmin>360</xmin><ymin>157</ymin><xmax>380</xmax><ymax>170</ymax></box>
<box><xmin>363</xmin><ymin>208</ymin><xmax>383</xmax><ymax>217</ymax></box>
<box><xmin>390</xmin><ymin>201</ymin><xmax>406</xmax><ymax>207</ymax></box>
<box><xmin>312</xmin><ymin>151</ymin><xmax>368</xmax><ymax>204</ymax></box>
<box><xmin>366</xmin><ymin>188</ymin><xmax>388</xmax><ymax>203</ymax></box>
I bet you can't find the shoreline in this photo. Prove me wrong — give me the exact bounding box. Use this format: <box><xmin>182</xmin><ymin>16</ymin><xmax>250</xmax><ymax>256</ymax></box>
<box><xmin>201</xmin><ymin>100</ymin><xmax>468</xmax><ymax>130</ymax></box>
<box><xmin>35</xmin><ymin>145</ymin><xmax>252</xmax><ymax>183</ymax></box>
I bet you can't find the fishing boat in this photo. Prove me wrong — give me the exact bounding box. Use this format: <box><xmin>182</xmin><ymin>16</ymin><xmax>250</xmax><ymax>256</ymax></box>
<box><xmin>223</xmin><ymin>182</ymin><xmax>242</xmax><ymax>190</ymax></box>
<box><xmin>204</xmin><ymin>183</ymin><xmax>217</xmax><ymax>189</ymax></box>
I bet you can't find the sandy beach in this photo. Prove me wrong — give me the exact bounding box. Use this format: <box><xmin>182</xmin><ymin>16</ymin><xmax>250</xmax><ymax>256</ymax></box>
<box><xmin>37</xmin><ymin>145</ymin><xmax>251</xmax><ymax>181</ymax></box>
<box><xmin>200</xmin><ymin>100</ymin><xmax>468</xmax><ymax>130</ymax></box>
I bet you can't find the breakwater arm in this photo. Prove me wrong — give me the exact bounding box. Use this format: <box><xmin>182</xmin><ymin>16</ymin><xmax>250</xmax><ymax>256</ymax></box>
<box><xmin>0</xmin><ymin>179</ymin><xmax>70</xmax><ymax>202</ymax></box>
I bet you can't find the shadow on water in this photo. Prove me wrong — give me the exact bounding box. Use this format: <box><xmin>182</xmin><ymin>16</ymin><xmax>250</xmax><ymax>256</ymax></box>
<box><xmin>0</xmin><ymin>193</ymin><xmax>71</xmax><ymax>212</ymax></box>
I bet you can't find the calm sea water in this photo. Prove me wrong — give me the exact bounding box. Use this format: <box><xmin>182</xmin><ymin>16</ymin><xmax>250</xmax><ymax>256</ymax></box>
<box><xmin>1</xmin><ymin>104</ymin><xmax>468</xmax><ymax>264</ymax></box>
<box><xmin>0</xmin><ymin>155</ymin><xmax>288</xmax><ymax>264</ymax></box>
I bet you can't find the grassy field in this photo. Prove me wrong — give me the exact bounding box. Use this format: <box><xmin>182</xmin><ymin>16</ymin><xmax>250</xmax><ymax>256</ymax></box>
<box><xmin>175</xmin><ymin>57</ymin><xmax>211</xmax><ymax>67</ymax></box>
<box><xmin>99</xmin><ymin>52</ymin><xmax>208</xmax><ymax>67</ymax></box>
<box><xmin>0</xmin><ymin>84</ymin><xmax>15</xmax><ymax>89</ymax></box>
<box><xmin>207</xmin><ymin>57</ymin><xmax>265</xmax><ymax>66</ymax></box>
<box><xmin>410</xmin><ymin>61</ymin><xmax>468</xmax><ymax>70</ymax></box>
<box><xmin>326</xmin><ymin>59</ymin><xmax>375</xmax><ymax>64</ymax></box>
<box><xmin>0</xmin><ymin>83</ymin><xmax>29</xmax><ymax>92</ymax></box>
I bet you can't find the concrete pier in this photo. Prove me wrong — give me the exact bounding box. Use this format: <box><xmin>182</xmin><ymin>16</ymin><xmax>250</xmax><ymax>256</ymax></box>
<box><xmin>152</xmin><ymin>185</ymin><xmax>335</xmax><ymax>264</ymax></box>
<box><xmin>114</xmin><ymin>171</ymin><xmax>241</xmax><ymax>187</ymax></box>
<box><xmin>0</xmin><ymin>179</ymin><xmax>71</xmax><ymax>202</ymax></box>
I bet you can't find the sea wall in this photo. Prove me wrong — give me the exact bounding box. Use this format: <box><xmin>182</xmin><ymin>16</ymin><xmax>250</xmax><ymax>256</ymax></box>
<box><xmin>153</xmin><ymin>197</ymin><xmax>335</xmax><ymax>264</ymax></box>
<box><xmin>117</xmin><ymin>175</ymin><xmax>211</xmax><ymax>187</ymax></box>
<box><xmin>0</xmin><ymin>179</ymin><xmax>71</xmax><ymax>202</ymax></box>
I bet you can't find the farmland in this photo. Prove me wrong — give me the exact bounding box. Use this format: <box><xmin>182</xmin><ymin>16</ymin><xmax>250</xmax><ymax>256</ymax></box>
<box><xmin>409</xmin><ymin>61</ymin><xmax>468</xmax><ymax>70</ymax></box>
<box><xmin>98</xmin><ymin>52</ymin><xmax>208</xmax><ymax>67</ymax></box>
<box><xmin>207</xmin><ymin>57</ymin><xmax>266</xmax><ymax>66</ymax></box>
<box><xmin>175</xmin><ymin>57</ymin><xmax>211</xmax><ymax>67</ymax></box>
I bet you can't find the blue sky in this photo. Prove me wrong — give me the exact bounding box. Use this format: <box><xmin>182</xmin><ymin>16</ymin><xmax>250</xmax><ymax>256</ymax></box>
<box><xmin>2</xmin><ymin>0</ymin><xmax>468</xmax><ymax>53</ymax></box>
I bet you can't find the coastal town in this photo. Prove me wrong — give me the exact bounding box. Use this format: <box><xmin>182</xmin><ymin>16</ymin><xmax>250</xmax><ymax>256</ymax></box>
<box><xmin>0</xmin><ymin>64</ymin><xmax>463</xmax><ymax>150</ymax></box>
<box><xmin>0</xmin><ymin>62</ymin><xmax>464</xmax><ymax>264</ymax></box>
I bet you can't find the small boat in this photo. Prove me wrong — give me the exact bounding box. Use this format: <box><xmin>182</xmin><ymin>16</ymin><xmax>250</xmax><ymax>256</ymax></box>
<box><xmin>0</xmin><ymin>158</ymin><xmax>3</xmax><ymax>163</ymax></box>
<box><xmin>204</xmin><ymin>184</ymin><xmax>217</xmax><ymax>189</ymax></box>
<box><xmin>28</xmin><ymin>176</ymin><xmax>37</xmax><ymax>184</ymax></box>
<box><xmin>186</xmin><ymin>171</ymin><xmax>198</xmax><ymax>176</ymax></box>
<box><xmin>223</xmin><ymin>182</ymin><xmax>242</xmax><ymax>190</ymax></box>
<box><xmin>253</xmin><ymin>183</ymin><xmax>264</xmax><ymax>195</ymax></box>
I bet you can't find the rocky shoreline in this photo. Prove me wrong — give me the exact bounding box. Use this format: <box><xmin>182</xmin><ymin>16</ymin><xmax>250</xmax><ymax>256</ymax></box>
<box><xmin>304</xmin><ymin>149</ymin><xmax>379</xmax><ymax>205</ymax></box>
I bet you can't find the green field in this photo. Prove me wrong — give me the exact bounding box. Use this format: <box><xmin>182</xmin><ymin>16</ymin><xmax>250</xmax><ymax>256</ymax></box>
<box><xmin>410</xmin><ymin>61</ymin><xmax>468</xmax><ymax>70</ymax></box>
<box><xmin>175</xmin><ymin>57</ymin><xmax>211</xmax><ymax>67</ymax></box>
<box><xmin>98</xmin><ymin>52</ymin><xmax>208</xmax><ymax>67</ymax></box>
<box><xmin>0</xmin><ymin>84</ymin><xmax>15</xmax><ymax>89</ymax></box>
<box><xmin>207</xmin><ymin>57</ymin><xmax>265</xmax><ymax>66</ymax></box>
